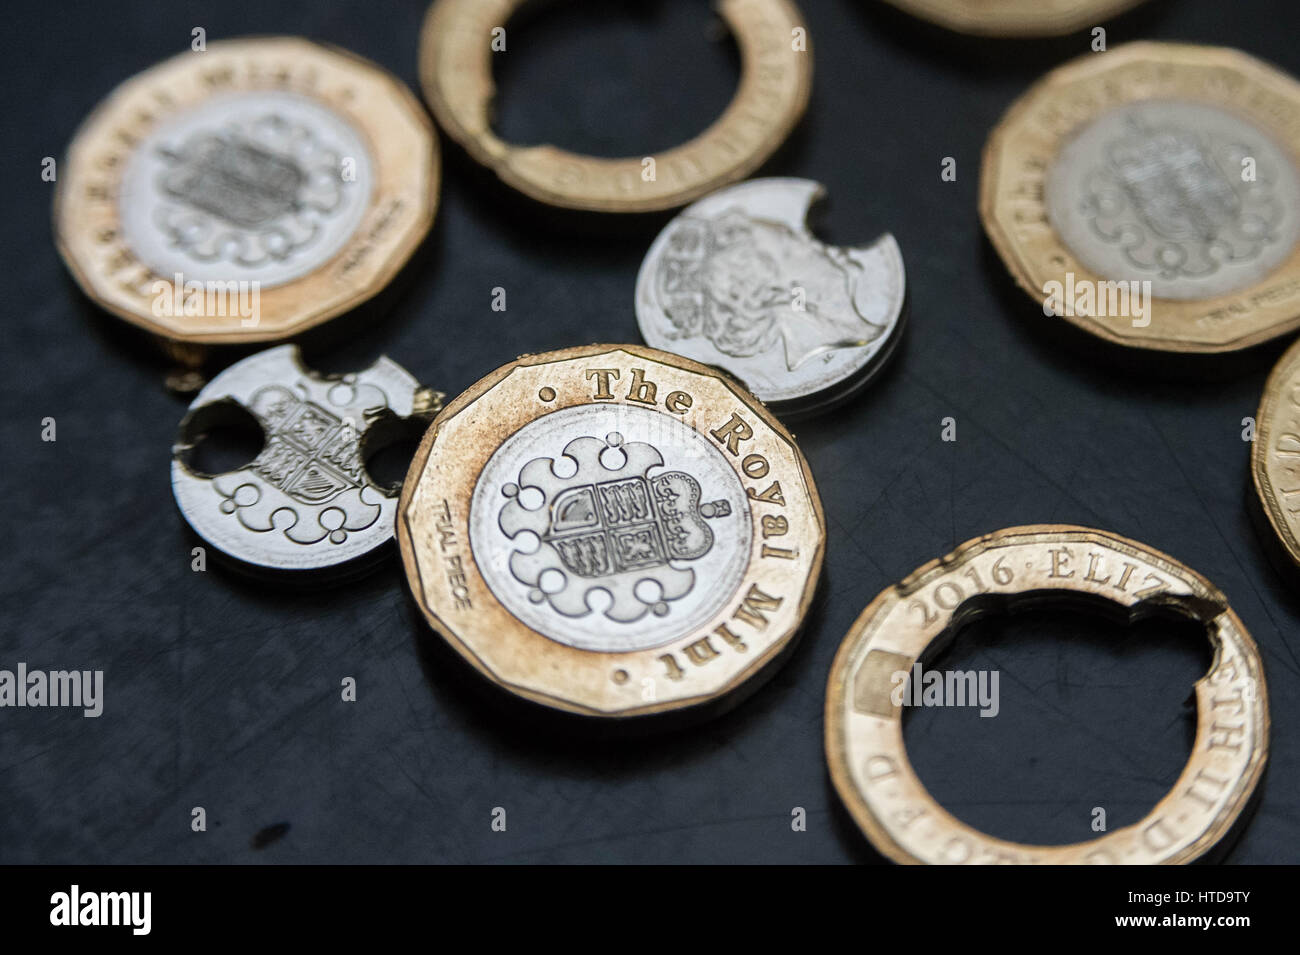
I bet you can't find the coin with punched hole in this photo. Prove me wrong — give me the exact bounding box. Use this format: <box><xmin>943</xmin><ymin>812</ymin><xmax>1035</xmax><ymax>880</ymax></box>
<box><xmin>173</xmin><ymin>345</ymin><xmax>440</xmax><ymax>577</ymax></box>
<box><xmin>826</xmin><ymin>525</ymin><xmax>1269</xmax><ymax>864</ymax></box>
<box><xmin>636</xmin><ymin>179</ymin><xmax>905</xmax><ymax>417</ymax></box>
<box><xmin>418</xmin><ymin>0</ymin><xmax>812</xmax><ymax>213</ymax></box>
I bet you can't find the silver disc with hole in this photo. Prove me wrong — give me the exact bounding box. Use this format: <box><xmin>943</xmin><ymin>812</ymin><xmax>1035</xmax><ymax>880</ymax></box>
<box><xmin>172</xmin><ymin>344</ymin><xmax>423</xmax><ymax>573</ymax></box>
<box><xmin>635</xmin><ymin>178</ymin><xmax>906</xmax><ymax>416</ymax></box>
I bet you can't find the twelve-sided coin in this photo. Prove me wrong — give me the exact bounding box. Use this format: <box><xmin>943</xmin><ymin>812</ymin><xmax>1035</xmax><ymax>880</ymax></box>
<box><xmin>981</xmin><ymin>43</ymin><xmax>1300</xmax><ymax>353</ymax></box>
<box><xmin>56</xmin><ymin>37</ymin><xmax>439</xmax><ymax>346</ymax></box>
<box><xmin>398</xmin><ymin>345</ymin><xmax>825</xmax><ymax>718</ymax></box>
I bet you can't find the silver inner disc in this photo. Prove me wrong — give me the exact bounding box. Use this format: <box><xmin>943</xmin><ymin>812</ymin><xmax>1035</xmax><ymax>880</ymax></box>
<box><xmin>469</xmin><ymin>403</ymin><xmax>753</xmax><ymax>653</ymax></box>
<box><xmin>119</xmin><ymin>90</ymin><xmax>374</xmax><ymax>289</ymax></box>
<box><xmin>1046</xmin><ymin>99</ymin><xmax>1300</xmax><ymax>301</ymax></box>
<box><xmin>635</xmin><ymin>178</ymin><xmax>905</xmax><ymax>405</ymax></box>
<box><xmin>172</xmin><ymin>346</ymin><xmax>417</xmax><ymax>572</ymax></box>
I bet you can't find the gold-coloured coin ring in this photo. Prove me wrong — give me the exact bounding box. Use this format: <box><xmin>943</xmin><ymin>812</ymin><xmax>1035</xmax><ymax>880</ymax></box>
<box><xmin>398</xmin><ymin>345</ymin><xmax>825</xmax><ymax>717</ymax></box>
<box><xmin>980</xmin><ymin>43</ymin><xmax>1300</xmax><ymax>353</ymax></box>
<box><xmin>879</xmin><ymin>0</ymin><xmax>1145</xmax><ymax>37</ymax></box>
<box><xmin>417</xmin><ymin>0</ymin><xmax>812</xmax><ymax>213</ymax></box>
<box><xmin>55</xmin><ymin>36</ymin><xmax>439</xmax><ymax>345</ymax></box>
<box><xmin>825</xmin><ymin>525</ymin><xmax>1268</xmax><ymax>864</ymax></box>
<box><xmin>1252</xmin><ymin>336</ymin><xmax>1300</xmax><ymax>566</ymax></box>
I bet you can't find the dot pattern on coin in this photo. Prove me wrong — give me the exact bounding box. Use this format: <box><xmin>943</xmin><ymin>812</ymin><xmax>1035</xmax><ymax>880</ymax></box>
<box><xmin>980</xmin><ymin>42</ymin><xmax>1300</xmax><ymax>352</ymax></box>
<box><xmin>119</xmin><ymin>90</ymin><xmax>375</xmax><ymax>289</ymax></box>
<box><xmin>55</xmin><ymin>37</ymin><xmax>439</xmax><ymax>344</ymax></box>
<box><xmin>469</xmin><ymin>404</ymin><xmax>752</xmax><ymax>652</ymax></box>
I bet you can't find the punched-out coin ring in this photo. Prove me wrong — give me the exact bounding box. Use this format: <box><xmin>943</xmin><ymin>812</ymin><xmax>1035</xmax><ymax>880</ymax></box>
<box><xmin>825</xmin><ymin>526</ymin><xmax>1269</xmax><ymax>865</ymax></box>
<box><xmin>418</xmin><ymin>0</ymin><xmax>813</xmax><ymax>213</ymax></box>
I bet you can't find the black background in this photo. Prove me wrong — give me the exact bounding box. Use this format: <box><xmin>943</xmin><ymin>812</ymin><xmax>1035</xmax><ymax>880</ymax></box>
<box><xmin>3</xmin><ymin>0</ymin><xmax>1298</xmax><ymax>864</ymax></box>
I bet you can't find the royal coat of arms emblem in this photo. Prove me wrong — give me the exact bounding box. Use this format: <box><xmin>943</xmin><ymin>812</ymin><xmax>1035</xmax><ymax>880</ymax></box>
<box><xmin>153</xmin><ymin>112</ymin><xmax>352</xmax><ymax>269</ymax></box>
<box><xmin>244</xmin><ymin>386</ymin><xmax>368</xmax><ymax>507</ymax></box>
<box><xmin>161</xmin><ymin>131</ymin><xmax>309</xmax><ymax>230</ymax></box>
<box><xmin>173</xmin><ymin>345</ymin><xmax>431</xmax><ymax>573</ymax></box>
<box><xmin>1069</xmin><ymin>106</ymin><xmax>1289</xmax><ymax>288</ymax></box>
<box><xmin>499</xmin><ymin>432</ymin><xmax>731</xmax><ymax>622</ymax></box>
<box><xmin>209</xmin><ymin>381</ymin><xmax>386</xmax><ymax>547</ymax></box>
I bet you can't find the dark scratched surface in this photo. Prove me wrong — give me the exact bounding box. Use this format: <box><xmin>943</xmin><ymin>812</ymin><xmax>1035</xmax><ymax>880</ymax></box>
<box><xmin>2</xmin><ymin>0</ymin><xmax>1298</xmax><ymax>863</ymax></box>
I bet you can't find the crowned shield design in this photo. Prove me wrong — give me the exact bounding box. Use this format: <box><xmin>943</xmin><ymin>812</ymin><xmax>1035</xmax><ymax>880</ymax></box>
<box><xmin>153</xmin><ymin>112</ymin><xmax>351</xmax><ymax>268</ymax></box>
<box><xmin>499</xmin><ymin>432</ymin><xmax>732</xmax><ymax>622</ymax></box>
<box><xmin>1081</xmin><ymin>113</ymin><xmax>1283</xmax><ymax>281</ymax></box>
<box><xmin>210</xmin><ymin>381</ymin><xmax>388</xmax><ymax>546</ymax></box>
<box><xmin>1107</xmin><ymin>129</ymin><xmax>1240</xmax><ymax>242</ymax></box>
<box><xmin>161</xmin><ymin>132</ymin><xmax>308</xmax><ymax>230</ymax></box>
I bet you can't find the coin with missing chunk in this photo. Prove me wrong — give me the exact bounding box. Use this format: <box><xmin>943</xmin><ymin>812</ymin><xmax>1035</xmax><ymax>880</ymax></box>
<box><xmin>980</xmin><ymin>43</ymin><xmax>1300</xmax><ymax>352</ymax></box>
<box><xmin>398</xmin><ymin>345</ymin><xmax>825</xmax><ymax>718</ymax></box>
<box><xmin>826</xmin><ymin>525</ymin><xmax>1269</xmax><ymax>864</ymax></box>
<box><xmin>418</xmin><ymin>0</ymin><xmax>812</xmax><ymax>213</ymax></box>
<box><xmin>879</xmin><ymin>0</ymin><xmax>1146</xmax><ymax>37</ymax></box>
<box><xmin>55</xmin><ymin>37</ymin><xmax>439</xmax><ymax>346</ymax></box>
<box><xmin>635</xmin><ymin>178</ymin><xmax>906</xmax><ymax>417</ymax></box>
<box><xmin>1252</xmin><ymin>337</ymin><xmax>1300</xmax><ymax>569</ymax></box>
<box><xmin>173</xmin><ymin>345</ymin><xmax>440</xmax><ymax>577</ymax></box>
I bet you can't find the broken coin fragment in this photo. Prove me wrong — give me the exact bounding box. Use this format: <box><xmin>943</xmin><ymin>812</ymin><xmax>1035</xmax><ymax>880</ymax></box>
<box><xmin>418</xmin><ymin>0</ymin><xmax>812</xmax><ymax>213</ymax></box>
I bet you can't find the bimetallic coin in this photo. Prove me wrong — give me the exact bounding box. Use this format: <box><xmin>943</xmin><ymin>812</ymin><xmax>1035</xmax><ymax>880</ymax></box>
<box><xmin>1252</xmin><ymin>337</ymin><xmax>1300</xmax><ymax>569</ymax></box>
<box><xmin>826</xmin><ymin>526</ymin><xmax>1269</xmax><ymax>865</ymax></box>
<box><xmin>55</xmin><ymin>37</ymin><xmax>439</xmax><ymax>345</ymax></box>
<box><xmin>398</xmin><ymin>345</ymin><xmax>825</xmax><ymax>717</ymax></box>
<box><xmin>878</xmin><ymin>0</ymin><xmax>1147</xmax><ymax>37</ymax></box>
<box><xmin>418</xmin><ymin>0</ymin><xmax>812</xmax><ymax>213</ymax></box>
<box><xmin>980</xmin><ymin>43</ymin><xmax>1300</xmax><ymax>353</ymax></box>
<box><xmin>173</xmin><ymin>345</ymin><xmax>439</xmax><ymax>575</ymax></box>
<box><xmin>635</xmin><ymin>179</ymin><xmax>906</xmax><ymax>416</ymax></box>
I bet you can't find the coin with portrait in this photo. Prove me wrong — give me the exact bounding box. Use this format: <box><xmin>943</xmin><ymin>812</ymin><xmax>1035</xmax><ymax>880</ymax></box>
<box><xmin>636</xmin><ymin>179</ymin><xmax>905</xmax><ymax>416</ymax></box>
